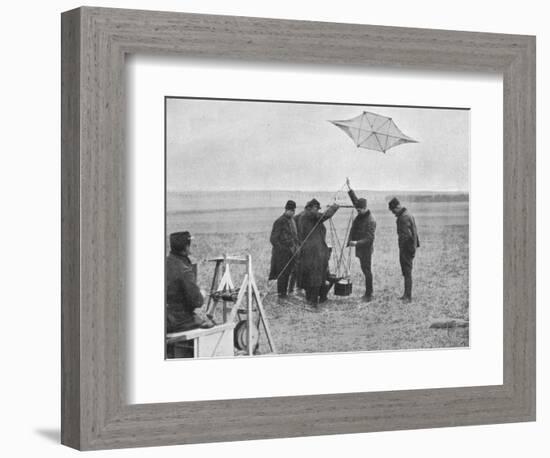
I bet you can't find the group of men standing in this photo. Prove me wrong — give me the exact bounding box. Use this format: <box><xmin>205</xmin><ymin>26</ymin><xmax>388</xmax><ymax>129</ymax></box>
<box><xmin>269</xmin><ymin>178</ymin><xmax>420</xmax><ymax>307</ymax></box>
<box><xmin>268</xmin><ymin>198</ymin><xmax>339</xmax><ymax>306</ymax></box>
<box><xmin>164</xmin><ymin>182</ymin><xmax>421</xmax><ymax>340</ymax></box>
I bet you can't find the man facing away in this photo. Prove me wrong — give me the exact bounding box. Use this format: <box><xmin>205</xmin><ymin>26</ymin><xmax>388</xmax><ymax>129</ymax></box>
<box><xmin>388</xmin><ymin>198</ymin><xmax>420</xmax><ymax>302</ymax></box>
<box><xmin>296</xmin><ymin>198</ymin><xmax>339</xmax><ymax>307</ymax></box>
<box><xmin>346</xmin><ymin>178</ymin><xmax>377</xmax><ymax>302</ymax></box>
<box><xmin>268</xmin><ymin>200</ymin><xmax>300</xmax><ymax>299</ymax></box>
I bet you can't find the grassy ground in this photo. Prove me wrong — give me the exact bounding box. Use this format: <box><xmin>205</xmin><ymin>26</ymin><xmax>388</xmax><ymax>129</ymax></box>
<box><xmin>167</xmin><ymin>200</ymin><xmax>469</xmax><ymax>355</ymax></box>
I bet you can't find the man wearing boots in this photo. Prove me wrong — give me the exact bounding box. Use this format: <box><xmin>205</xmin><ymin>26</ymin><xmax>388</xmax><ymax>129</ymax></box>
<box><xmin>388</xmin><ymin>197</ymin><xmax>420</xmax><ymax>302</ymax></box>
<box><xmin>269</xmin><ymin>200</ymin><xmax>300</xmax><ymax>299</ymax></box>
<box><xmin>296</xmin><ymin>198</ymin><xmax>339</xmax><ymax>308</ymax></box>
<box><xmin>346</xmin><ymin>178</ymin><xmax>376</xmax><ymax>302</ymax></box>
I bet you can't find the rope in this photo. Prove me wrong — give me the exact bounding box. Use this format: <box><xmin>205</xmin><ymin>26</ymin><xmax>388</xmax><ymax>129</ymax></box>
<box><xmin>333</xmin><ymin>181</ymin><xmax>348</xmax><ymax>202</ymax></box>
<box><xmin>332</xmin><ymin>218</ymin><xmax>344</xmax><ymax>276</ymax></box>
<box><xmin>265</xmin><ymin>179</ymin><xmax>356</xmax><ymax>297</ymax></box>
<box><xmin>263</xmin><ymin>213</ymin><xmax>326</xmax><ymax>297</ymax></box>
<box><xmin>347</xmin><ymin>210</ymin><xmax>355</xmax><ymax>277</ymax></box>
<box><xmin>329</xmin><ymin>219</ymin><xmax>338</xmax><ymax>274</ymax></box>
<box><xmin>347</xmin><ymin>244</ymin><xmax>353</xmax><ymax>277</ymax></box>
<box><xmin>335</xmin><ymin>209</ymin><xmax>354</xmax><ymax>278</ymax></box>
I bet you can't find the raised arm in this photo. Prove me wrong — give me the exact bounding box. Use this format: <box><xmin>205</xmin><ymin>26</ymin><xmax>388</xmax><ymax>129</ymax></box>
<box><xmin>320</xmin><ymin>203</ymin><xmax>340</xmax><ymax>222</ymax></box>
<box><xmin>348</xmin><ymin>188</ymin><xmax>359</xmax><ymax>207</ymax></box>
<box><xmin>346</xmin><ymin>178</ymin><xmax>359</xmax><ymax>207</ymax></box>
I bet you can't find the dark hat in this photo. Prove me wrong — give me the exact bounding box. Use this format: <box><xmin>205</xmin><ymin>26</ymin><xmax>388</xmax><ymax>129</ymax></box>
<box><xmin>305</xmin><ymin>198</ymin><xmax>321</xmax><ymax>209</ymax></box>
<box><xmin>170</xmin><ymin>231</ymin><xmax>193</xmax><ymax>251</ymax></box>
<box><xmin>355</xmin><ymin>197</ymin><xmax>367</xmax><ymax>209</ymax></box>
<box><xmin>388</xmin><ymin>197</ymin><xmax>400</xmax><ymax>210</ymax></box>
<box><xmin>285</xmin><ymin>200</ymin><xmax>297</xmax><ymax>210</ymax></box>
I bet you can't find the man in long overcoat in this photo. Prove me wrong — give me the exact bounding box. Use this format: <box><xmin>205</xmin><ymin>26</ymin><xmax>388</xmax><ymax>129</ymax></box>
<box><xmin>296</xmin><ymin>199</ymin><xmax>339</xmax><ymax>306</ymax></box>
<box><xmin>346</xmin><ymin>179</ymin><xmax>377</xmax><ymax>302</ymax></box>
<box><xmin>269</xmin><ymin>200</ymin><xmax>300</xmax><ymax>298</ymax></box>
<box><xmin>388</xmin><ymin>198</ymin><xmax>420</xmax><ymax>302</ymax></box>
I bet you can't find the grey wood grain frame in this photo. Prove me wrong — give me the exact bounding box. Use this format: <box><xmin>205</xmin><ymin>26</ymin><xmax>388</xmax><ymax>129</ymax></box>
<box><xmin>61</xmin><ymin>6</ymin><xmax>536</xmax><ymax>451</ymax></box>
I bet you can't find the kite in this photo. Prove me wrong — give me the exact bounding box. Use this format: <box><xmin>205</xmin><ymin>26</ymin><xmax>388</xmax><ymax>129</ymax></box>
<box><xmin>330</xmin><ymin>110</ymin><xmax>418</xmax><ymax>153</ymax></box>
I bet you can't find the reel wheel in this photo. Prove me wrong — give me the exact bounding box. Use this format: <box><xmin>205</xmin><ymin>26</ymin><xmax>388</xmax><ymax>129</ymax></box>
<box><xmin>234</xmin><ymin>320</ymin><xmax>260</xmax><ymax>353</ymax></box>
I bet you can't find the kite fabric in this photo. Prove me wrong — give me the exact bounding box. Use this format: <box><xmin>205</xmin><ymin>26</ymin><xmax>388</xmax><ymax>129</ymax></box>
<box><xmin>330</xmin><ymin>110</ymin><xmax>418</xmax><ymax>153</ymax></box>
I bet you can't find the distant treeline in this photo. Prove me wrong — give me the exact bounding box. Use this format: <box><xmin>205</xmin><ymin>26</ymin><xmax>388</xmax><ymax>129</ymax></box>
<box><xmin>389</xmin><ymin>193</ymin><xmax>469</xmax><ymax>203</ymax></box>
<box><xmin>167</xmin><ymin>190</ymin><xmax>469</xmax><ymax>213</ymax></box>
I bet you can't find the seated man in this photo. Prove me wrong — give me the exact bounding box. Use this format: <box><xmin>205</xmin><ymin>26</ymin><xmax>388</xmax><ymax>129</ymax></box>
<box><xmin>166</xmin><ymin>231</ymin><xmax>213</xmax><ymax>357</ymax></box>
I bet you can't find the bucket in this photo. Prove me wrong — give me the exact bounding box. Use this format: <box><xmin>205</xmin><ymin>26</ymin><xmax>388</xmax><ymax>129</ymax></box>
<box><xmin>334</xmin><ymin>278</ymin><xmax>353</xmax><ymax>296</ymax></box>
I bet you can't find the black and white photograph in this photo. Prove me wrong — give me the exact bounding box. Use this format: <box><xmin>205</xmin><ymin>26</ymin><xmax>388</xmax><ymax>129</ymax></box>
<box><xmin>165</xmin><ymin>97</ymin><xmax>470</xmax><ymax>359</ymax></box>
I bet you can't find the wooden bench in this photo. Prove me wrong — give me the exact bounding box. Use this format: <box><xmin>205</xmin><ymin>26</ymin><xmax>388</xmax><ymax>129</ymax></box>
<box><xmin>166</xmin><ymin>322</ymin><xmax>236</xmax><ymax>358</ymax></box>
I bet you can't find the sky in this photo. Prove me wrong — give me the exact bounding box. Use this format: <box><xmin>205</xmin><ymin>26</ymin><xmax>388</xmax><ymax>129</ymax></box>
<box><xmin>166</xmin><ymin>97</ymin><xmax>470</xmax><ymax>193</ymax></box>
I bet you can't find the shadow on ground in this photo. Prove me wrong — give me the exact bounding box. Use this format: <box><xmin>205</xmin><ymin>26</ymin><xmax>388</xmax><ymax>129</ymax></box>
<box><xmin>35</xmin><ymin>429</ymin><xmax>60</xmax><ymax>444</ymax></box>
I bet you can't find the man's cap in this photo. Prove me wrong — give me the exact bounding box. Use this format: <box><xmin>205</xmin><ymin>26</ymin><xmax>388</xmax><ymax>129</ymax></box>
<box><xmin>355</xmin><ymin>198</ymin><xmax>367</xmax><ymax>209</ymax></box>
<box><xmin>285</xmin><ymin>200</ymin><xmax>297</xmax><ymax>210</ymax></box>
<box><xmin>305</xmin><ymin>198</ymin><xmax>321</xmax><ymax>209</ymax></box>
<box><xmin>388</xmin><ymin>197</ymin><xmax>400</xmax><ymax>210</ymax></box>
<box><xmin>170</xmin><ymin>231</ymin><xmax>193</xmax><ymax>251</ymax></box>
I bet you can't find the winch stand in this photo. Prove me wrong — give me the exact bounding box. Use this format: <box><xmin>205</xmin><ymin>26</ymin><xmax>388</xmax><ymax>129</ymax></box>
<box><xmin>207</xmin><ymin>254</ymin><xmax>277</xmax><ymax>356</ymax></box>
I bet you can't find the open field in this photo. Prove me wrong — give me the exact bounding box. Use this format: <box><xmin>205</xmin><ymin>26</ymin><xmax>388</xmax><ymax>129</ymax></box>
<box><xmin>167</xmin><ymin>192</ymin><xmax>469</xmax><ymax>355</ymax></box>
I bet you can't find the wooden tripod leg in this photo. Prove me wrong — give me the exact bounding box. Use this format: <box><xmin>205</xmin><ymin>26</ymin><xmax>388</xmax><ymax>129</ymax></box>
<box><xmin>228</xmin><ymin>275</ymin><xmax>248</xmax><ymax>323</ymax></box>
<box><xmin>205</xmin><ymin>260</ymin><xmax>222</xmax><ymax>319</ymax></box>
<box><xmin>250</xmin><ymin>276</ymin><xmax>277</xmax><ymax>354</ymax></box>
<box><xmin>247</xmin><ymin>265</ymin><xmax>253</xmax><ymax>356</ymax></box>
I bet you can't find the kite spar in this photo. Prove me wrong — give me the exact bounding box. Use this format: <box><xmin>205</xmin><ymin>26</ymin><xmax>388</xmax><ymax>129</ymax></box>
<box><xmin>330</xmin><ymin>110</ymin><xmax>417</xmax><ymax>153</ymax></box>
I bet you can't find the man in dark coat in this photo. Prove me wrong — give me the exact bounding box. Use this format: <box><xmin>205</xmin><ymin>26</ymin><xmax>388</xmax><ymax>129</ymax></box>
<box><xmin>346</xmin><ymin>179</ymin><xmax>377</xmax><ymax>302</ymax></box>
<box><xmin>269</xmin><ymin>200</ymin><xmax>300</xmax><ymax>298</ymax></box>
<box><xmin>165</xmin><ymin>231</ymin><xmax>212</xmax><ymax>334</ymax></box>
<box><xmin>388</xmin><ymin>198</ymin><xmax>420</xmax><ymax>302</ymax></box>
<box><xmin>296</xmin><ymin>199</ymin><xmax>339</xmax><ymax>307</ymax></box>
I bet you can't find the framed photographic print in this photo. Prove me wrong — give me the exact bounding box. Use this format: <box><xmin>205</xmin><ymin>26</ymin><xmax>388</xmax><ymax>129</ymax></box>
<box><xmin>61</xmin><ymin>6</ymin><xmax>535</xmax><ymax>450</ymax></box>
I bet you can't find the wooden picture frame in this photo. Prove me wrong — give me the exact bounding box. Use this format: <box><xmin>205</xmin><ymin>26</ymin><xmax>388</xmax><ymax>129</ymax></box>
<box><xmin>61</xmin><ymin>6</ymin><xmax>536</xmax><ymax>450</ymax></box>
